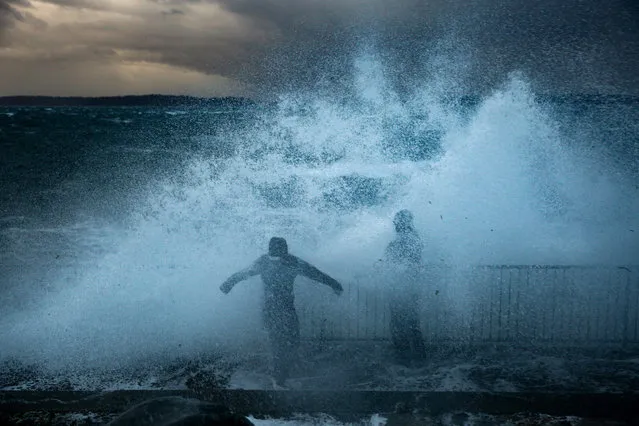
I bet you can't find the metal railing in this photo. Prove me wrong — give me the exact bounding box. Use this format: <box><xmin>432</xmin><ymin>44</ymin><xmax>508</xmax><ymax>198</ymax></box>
<box><xmin>297</xmin><ymin>265</ymin><xmax>639</xmax><ymax>345</ymax></box>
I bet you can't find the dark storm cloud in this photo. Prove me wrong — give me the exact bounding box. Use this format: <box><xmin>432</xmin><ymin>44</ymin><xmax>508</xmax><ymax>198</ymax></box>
<box><xmin>0</xmin><ymin>0</ymin><xmax>27</xmax><ymax>32</ymax></box>
<box><xmin>33</xmin><ymin>0</ymin><xmax>112</xmax><ymax>11</ymax></box>
<box><xmin>149</xmin><ymin>0</ymin><xmax>202</xmax><ymax>3</ymax></box>
<box><xmin>0</xmin><ymin>0</ymin><xmax>45</xmax><ymax>45</ymax></box>
<box><xmin>205</xmin><ymin>0</ymin><xmax>639</xmax><ymax>95</ymax></box>
<box><xmin>1</xmin><ymin>0</ymin><xmax>638</xmax><ymax>96</ymax></box>
<box><xmin>161</xmin><ymin>8</ymin><xmax>184</xmax><ymax>16</ymax></box>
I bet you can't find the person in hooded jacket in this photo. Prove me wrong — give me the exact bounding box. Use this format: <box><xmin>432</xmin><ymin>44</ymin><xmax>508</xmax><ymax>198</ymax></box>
<box><xmin>384</xmin><ymin>209</ymin><xmax>426</xmax><ymax>362</ymax></box>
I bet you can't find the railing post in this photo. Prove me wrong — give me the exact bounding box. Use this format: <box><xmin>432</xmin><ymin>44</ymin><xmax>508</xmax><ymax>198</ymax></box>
<box><xmin>498</xmin><ymin>267</ymin><xmax>504</xmax><ymax>342</ymax></box>
<box><xmin>622</xmin><ymin>266</ymin><xmax>631</xmax><ymax>348</ymax></box>
<box><xmin>635</xmin><ymin>271</ymin><xmax>639</xmax><ymax>343</ymax></box>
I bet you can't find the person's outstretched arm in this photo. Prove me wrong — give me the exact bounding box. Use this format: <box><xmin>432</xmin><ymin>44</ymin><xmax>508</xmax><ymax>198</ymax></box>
<box><xmin>219</xmin><ymin>257</ymin><xmax>262</xmax><ymax>294</ymax></box>
<box><xmin>297</xmin><ymin>258</ymin><xmax>343</xmax><ymax>295</ymax></box>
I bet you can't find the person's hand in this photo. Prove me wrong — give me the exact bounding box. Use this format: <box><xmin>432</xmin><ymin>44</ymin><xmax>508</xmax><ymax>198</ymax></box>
<box><xmin>333</xmin><ymin>285</ymin><xmax>343</xmax><ymax>296</ymax></box>
<box><xmin>220</xmin><ymin>282</ymin><xmax>232</xmax><ymax>294</ymax></box>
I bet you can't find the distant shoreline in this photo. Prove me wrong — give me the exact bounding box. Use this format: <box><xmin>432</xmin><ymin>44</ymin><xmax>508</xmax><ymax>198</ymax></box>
<box><xmin>0</xmin><ymin>95</ymin><xmax>255</xmax><ymax>107</ymax></box>
<box><xmin>0</xmin><ymin>94</ymin><xmax>637</xmax><ymax>107</ymax></box>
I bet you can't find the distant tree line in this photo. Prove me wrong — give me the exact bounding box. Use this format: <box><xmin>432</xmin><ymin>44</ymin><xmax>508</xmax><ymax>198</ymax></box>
<box><xmin>0</xmin><ymin>95</ymin><xmax>256</xmax><ymax>107</ymax></box>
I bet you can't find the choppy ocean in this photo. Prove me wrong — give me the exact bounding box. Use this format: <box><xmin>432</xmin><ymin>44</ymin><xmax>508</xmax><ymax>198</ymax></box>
<box><xmin>1</xmin><ymin>69</ymin><xmax>639</xmax><ymax>424</ymax></box>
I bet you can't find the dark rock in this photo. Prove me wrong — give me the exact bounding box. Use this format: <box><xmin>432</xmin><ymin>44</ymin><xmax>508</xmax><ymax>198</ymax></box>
<box><xmin>106</xmin><ymin>397</ymin><xmax>253</xmax><ymax>426</ymax></box>
<box><xmin>162</xmin><ymin>413</ymin><xmax>254</xmax><ymax>426</ymax></box>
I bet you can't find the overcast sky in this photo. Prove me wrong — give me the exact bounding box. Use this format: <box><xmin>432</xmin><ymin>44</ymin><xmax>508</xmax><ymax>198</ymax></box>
<box><xmin>0</xmin><ymin>0</ymin><xmax>637</xmax><ymax>97</ymax></box>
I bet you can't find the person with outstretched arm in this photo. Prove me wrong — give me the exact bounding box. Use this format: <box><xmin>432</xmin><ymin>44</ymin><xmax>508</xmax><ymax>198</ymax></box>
<box><xmin>220</xmin><ymin>237</ymin><xmax>343</xmax><ymax>387</ymax></box>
